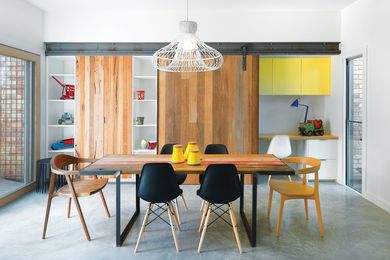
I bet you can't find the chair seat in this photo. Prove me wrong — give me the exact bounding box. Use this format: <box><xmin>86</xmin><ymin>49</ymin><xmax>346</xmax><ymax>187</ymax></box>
<box><xmin>58</xmin><ymin>178</ymin><xmax>108</xmax><ymax>197</ymax></box>
<box><xmin>269</xmin><ymin>180</ymin><xmax>314</xmax><ymax>197</ymax></box>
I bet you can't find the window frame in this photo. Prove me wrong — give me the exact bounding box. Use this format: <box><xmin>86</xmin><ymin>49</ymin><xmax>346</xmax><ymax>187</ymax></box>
<box><xmin>0</xmin><ymin>43</ymin><xmax>40</xmax><ymax>207</ymax></box>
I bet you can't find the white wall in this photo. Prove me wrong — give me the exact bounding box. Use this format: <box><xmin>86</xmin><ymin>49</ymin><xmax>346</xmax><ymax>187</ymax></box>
<box><xmin>43</xmin><ymin>10</ymin><xmax>341</xmax><ymax>42</ymax></box>
<box><xmin>0</xmin><ymin>0</ymin><xmax>43</xmax><ymax>54</ymax></box>
<box><xmin>0</xmin><ymin>0</ymin><xmax>45</xmax><ymax>158</ymax></box>
<box><xmin>341</xmin><ymin>0</ymin><xmax>390</xmax><ymax>212</ymax></box>
<box><xmin>259</xmin><ymin>95</ymin><xmax>326</xmax><ymax>134</ymax></box>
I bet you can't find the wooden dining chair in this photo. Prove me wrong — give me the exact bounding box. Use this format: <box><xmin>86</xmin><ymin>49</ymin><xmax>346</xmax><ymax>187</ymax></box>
<box><xmin>42</xmin><ymin>154</ymin><xmax>110</xmax><ymax>241</ymax></box>
<box><xmin>267</xmin><ymin>157</ymin><xmax>324</xmax><ymax>238</ymax></box>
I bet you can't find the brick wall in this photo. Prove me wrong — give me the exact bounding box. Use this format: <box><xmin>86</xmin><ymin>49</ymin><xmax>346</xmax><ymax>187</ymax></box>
<box><xmin>351</xmin><ymin>57</ymin><xmax>363</xmax><ymax>178</ymax></box>
<box><xmin>0</xmin><ymin>55</ymin><xmax>25</xmax><ymax>182</ymax></box>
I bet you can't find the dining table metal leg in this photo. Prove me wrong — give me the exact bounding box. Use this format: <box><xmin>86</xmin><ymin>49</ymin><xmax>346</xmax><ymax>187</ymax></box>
<box><xmin>251</xmin><ymin>172</ymin><xmax>258</xmax><ymax>247</ymax></box>
<box><xmin>239</xmin><ymin>172</ymin><xmax>258</xmax><ymax>247</ymax></box>
<box><xmin>115</xmin><ymin>173</ymin><xmax>140</xmax><ymax>247</ymax></box>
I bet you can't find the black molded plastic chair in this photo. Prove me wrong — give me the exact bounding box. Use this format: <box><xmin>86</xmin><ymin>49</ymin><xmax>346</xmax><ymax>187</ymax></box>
<box><xmin>160</xmin><ymin>144</ymin><xmax>189</xmax><ymax>224</ymax></box>
<box><xmin>197</xmin><ymin>164</ymin><xmax>242</xmax><ymax>254</ymax></box>
<box><xmin>200</xmin><ymin>144</ymin><xmax>229</xmax><ymax>210</ymax></box>
<box><xmin>135</xmin><ymin>163</ymin><xmax>182</xmax><ymax>252</ymax></box>
<box><xmin>204</xmin><ymin>144</ymin><xmax>229</xmax><ymax>154</ymax></box>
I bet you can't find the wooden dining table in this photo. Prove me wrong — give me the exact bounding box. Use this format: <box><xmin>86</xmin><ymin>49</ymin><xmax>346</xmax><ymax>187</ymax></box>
<box><xmin>81</xmin><ymin>154</ymin><xmax>295</xmax><ymax>247</ymax></box>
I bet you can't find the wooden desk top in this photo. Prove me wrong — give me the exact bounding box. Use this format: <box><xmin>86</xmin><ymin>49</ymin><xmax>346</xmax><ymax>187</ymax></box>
<box><xmin>259</xmin><ymin>133</ymin><xmax>338</xmax><ymax>141</ymax></box>
<box><xmin>84</xmin><ymin>154</ymin><xmax>294</xmax><ymax>175</ymax></box>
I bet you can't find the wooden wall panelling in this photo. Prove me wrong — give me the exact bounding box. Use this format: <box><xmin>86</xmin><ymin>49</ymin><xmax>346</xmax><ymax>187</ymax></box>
<box><xmin>76</xmin><ymin>56</ymin><xmax>104</xmax><ymax>159</ymax></box>
<box><xmin>76</xmin><ymin>56</ymin><xmax>132</xmax><ymax>159</ymax></box>
<box><xmin>158</xmin><ymin>55</ymin><xmax>259</xmax><ymax>184</ymax></box>
<box><xmin>103</xmin><ymin>56</ymin><xmax>132</xmax><ymax>155</ymax></box>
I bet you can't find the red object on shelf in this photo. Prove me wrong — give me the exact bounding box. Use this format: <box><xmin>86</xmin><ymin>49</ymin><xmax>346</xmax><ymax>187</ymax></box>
<box><xmin>136</xmin><ymin>90</ymin><xmax>145</xmax><ymax>100</ymax></box>
<box><xmin>52</xmin><ymin>76</ymin><xmax>75</xmax><ymax>100</ymax></box>
<box><xmin>63</xmin><ymin>138</ymin><xmax>74</xmax><ymax>146</ymax></box>
<box><xmin>148</xmin><ymin>141</ymin><xmax>157</xmax><ymax>150</ymax></box>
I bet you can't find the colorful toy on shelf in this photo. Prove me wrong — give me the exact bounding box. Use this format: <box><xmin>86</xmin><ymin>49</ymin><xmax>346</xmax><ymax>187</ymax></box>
<box><xmin>51</xmin><ymin>76</ymin><xmax>75</xmax><ymax>100</ymax></box>
<box><xmin>136</xmin><ymin>90</ymin><xmax>145</xmax><ymax>100</ymax></box>
<box><xmin>298</xmin><ymin>120</ymin><xmax>324</xmax><ymax>136</ymax></box>
<box><xmin>51</xmin><ymin>138</ymin><xmax>75</xmax><ymax>150</ymax></box>
<box><xmin>135</xmin><ymin>116</ymin><xmax>144</xmax><ymax>125</ymax></box>
<box><xmin>58</xmin><ymin>112</ymin><xmax>74</xmax><ymax>125</ymax></box>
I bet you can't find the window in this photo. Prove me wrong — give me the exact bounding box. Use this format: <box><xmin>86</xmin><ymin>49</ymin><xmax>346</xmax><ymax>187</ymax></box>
<box><xmin>346</xmin><ymin>56</ymin><xmax>364</xmax><ymax>193</ymax></box>
<box><xmin>0</xmin><ymin>44</ymin><xmax>39</xmax><ymax>205</ymax></box>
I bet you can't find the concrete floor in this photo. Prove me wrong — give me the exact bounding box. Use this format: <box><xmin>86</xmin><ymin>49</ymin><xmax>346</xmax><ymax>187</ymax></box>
<box><xmin>0</xmin><ymin>179</ymin><xmax>389</xmax><ymax>260</ymax></box>
<box><xmin>0</xmin><ymin>178</ymin><xmax>24</xmax><ymax>198</ymax></box>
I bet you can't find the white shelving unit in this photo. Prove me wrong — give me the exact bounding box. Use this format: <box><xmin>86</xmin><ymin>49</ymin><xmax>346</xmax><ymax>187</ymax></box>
<box><xmin>132</xmin><ymin>56</ymin><xmax>158</xmax><ymax>155</ymax></box>
<box><xmin>46</xmin><ymin>56</ymin><xmax>76</xmax><ymax>157</ymax></box>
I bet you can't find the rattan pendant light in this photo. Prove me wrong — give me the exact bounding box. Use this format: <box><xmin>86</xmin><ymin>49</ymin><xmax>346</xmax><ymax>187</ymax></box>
<box><xmin>152</xmin><ymin>0</ymin><xmax>223</xmax><ymax>72</ymax></box>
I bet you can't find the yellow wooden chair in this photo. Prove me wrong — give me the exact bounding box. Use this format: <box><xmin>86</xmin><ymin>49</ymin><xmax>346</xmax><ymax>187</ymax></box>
<box><xmin>267</xmin><ymin>157</ymin><xmax>324</xmax><ymax>238</ymax></box>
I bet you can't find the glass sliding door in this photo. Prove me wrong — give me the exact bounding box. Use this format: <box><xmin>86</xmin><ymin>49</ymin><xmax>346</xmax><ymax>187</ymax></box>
<box><xmin>346</xmin><ymin>56</ymin><xmax>364</xmax><ymax>193</ymax></box>
<box><xmin>0</xmin><ymin>54</ymin><xmax>33</xmax><ymax>199</ymax></box>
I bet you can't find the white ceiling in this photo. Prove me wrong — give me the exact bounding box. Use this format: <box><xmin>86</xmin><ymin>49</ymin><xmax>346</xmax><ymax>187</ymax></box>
<box><xmin>26</xmin><ymin>0</ymin><xmax>359</xmax><ymax>12</ymax></box>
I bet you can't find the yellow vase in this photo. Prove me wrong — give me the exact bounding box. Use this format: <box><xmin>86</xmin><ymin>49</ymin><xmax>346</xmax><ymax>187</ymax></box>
<box><xmin>187</xmin><ymin>150</ymin><xmax>201</xmax><ymax>165</ymax></box>
<box><xmin>171</xmin><ymin>145</ymin><xmax>185</xmax><ymax>163</ymax></box>
<box><xmin>184</xmin><ymin>141</ymin><xmax>199</xmax><ymax>160</ymax></box>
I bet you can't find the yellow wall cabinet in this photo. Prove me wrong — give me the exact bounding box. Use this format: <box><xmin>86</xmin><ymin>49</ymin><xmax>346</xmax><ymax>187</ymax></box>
<box><xmin>259</xmin><ymin>57</ymin><xmax>331</xmax><ymax>95</ymax></box>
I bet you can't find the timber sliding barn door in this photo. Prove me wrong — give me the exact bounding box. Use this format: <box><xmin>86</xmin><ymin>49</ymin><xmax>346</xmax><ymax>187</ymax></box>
<box><xmin>158</xmin><ymin>55</ymin><xmax>259</xmax><ymax>184</ymax></box>
<box><xmin>75</xmin><ymin>56</ymin><xmax>132</xmax><ymax>159</ymax></box>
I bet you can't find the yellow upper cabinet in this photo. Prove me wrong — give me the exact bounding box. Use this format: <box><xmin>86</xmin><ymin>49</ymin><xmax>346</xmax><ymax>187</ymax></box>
<box><xmin>259</xmin><ymin>58</ymin><xmax>273</xmax><ymax>95</ymax></box>
<box><xmin>301</xmin><ymin>58</ymin><xmax>331</xmax><ymax>95</ymax></box>
<box><xmin>259</xmin><ymin>57</ymin><xmax>331</xmax><ymax>95</ymax></box>
<box><xmin>272</xmin><ymin>58</ymin><xmax>302</xmax><ymax>95</ymax></box>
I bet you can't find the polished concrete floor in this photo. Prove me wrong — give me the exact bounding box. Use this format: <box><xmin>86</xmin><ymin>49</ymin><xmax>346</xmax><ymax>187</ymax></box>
<box><xmin>0</xmin><ymin>179</ymin><xmax>389</xmax><ymax>260</ymax></box>
<box><xmin>0</xmin><ymin>178</ymin><xmax>24</xmax><ymax>198</ymax></box>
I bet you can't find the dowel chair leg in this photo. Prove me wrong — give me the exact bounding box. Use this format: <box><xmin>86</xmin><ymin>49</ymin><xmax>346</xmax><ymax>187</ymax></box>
<box><xmin>167</xmin><ymin>204</ymin><xmax>180</xmax><ymax>252</ymax></box>
<box><xmin>67</xmin><ymin>197</ymin><xmax>72</xmax><ymax>218</ymax></box>
<box><xmin>276</xmin><ymin>195</ymin><xmax>285</xmax><ymax>238</ymax></box>
<box><xmin>304</xmin><ymin>199</ymin><xmax>309</xmax><ymax>220</ymax></box>
<box><xmin>169</xmin><ymin>201</ymin><xmax>181</xmax><ymax>231</ymax></box>
<box><xmin>99</xmin><ymin>191</ymin><xmax>111</xmax><ymax>218</ymax></box>
<box><xmin>288</xmin><ymin>175</ymin><xmax>292</xmax><ymax>182</ymax></box>
<box><xmin>42</xmin><ymin>173</ymin><xmax>56</xmax><ymax>239</ymax></box>
<box><xmin>198</xmin><ymin>205</ymin><xmax>211</xmax><ymax>253</ymax></box>
<box><xmin>200</xmin><ymin>200</ymin><xmax>205</xmax><ymax>211</ymax></box>
<box><xmin>199</xmin><ymin>202</ymin><xmax>208</xmax><ymax>233</ymax></box>
<box><xmin>315</xmin><ymin>197</ymin><xmax>324</xmax><ymax>237</ymax></box>
<box><xmin>180</xmin><ymin>194</ymin><xmax>189</xmax><ymax>211</ymax></box>
<box><xmin>229</xmin><ymin>203</ymin><xmax>242</xmax><ymax>254</ymax></box>
<box><xmin>268</xmin><ymin>175</ymin><xmax>272</xmax><ymax>184</ymax></box>
<box><xmin>267</xmin><ymin>188</ymin><xmax>273</xmax><ymax>220</ymax></box>
<box><xmin>175</xmin><ymin>198</ymin><xmax>181</xmax><ymax>225</ymax></box>
<box><xmin>134</xmin><ymin>204</ymin><xmax>151</xmax><ymax>253</ymax></box>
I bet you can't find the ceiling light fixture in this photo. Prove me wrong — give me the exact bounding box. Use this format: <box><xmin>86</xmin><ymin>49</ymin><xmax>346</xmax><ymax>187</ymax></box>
<box><xmin>152</xmin><ymin>0</ymin><xmax>223</xmax><ymax>72</ymax></box>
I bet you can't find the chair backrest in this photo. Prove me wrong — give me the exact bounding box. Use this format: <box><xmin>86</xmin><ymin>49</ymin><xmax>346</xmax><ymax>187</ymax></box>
<box><xmin>267</xmin><ymin>135</ymin><xmax>292</xmax><ymax>159</ymax></box>
<box><xmin>138</xmin><ymin>163</ymin><xmax>182</xmax><ymax>203</ymax></box>
<box><xmin>198</xmin><ymin>164</ymin><xmax>241</xmax><ymax>204</ymax></box>
<box><xmin>160</xmin><ymin>143</ymin><xmax>176</xmax><ymax>154</ymax></box>
<box><xmin>51</xmin><ymin>154</ymin><xmax>95</xmax><ymax>176</ymax></box>
<box><xmin>204</xmin><ymin>144</ymin><xmax>229</xmax><ymax>154</ymax></box>
<box><xmin>282</xmin><ymin>157</ymin><xmax>321</xmax><ymax>194</ymax></box>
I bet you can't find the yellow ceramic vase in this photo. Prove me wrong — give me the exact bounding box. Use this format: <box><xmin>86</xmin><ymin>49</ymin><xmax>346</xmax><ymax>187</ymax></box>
<box><xmin>187</xmin><ymin>150</ymin><xmax>201</xmax><ymax>165</ymax></box>
<box><xmin>171</xmin><ymin>145</ymin><xmax>185</xmax><ymax>163</ymax></box>
<box><xmin>184</xmin><ymin>141</ymin><xmax>199</xmax><ymax>160</ymax></box>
